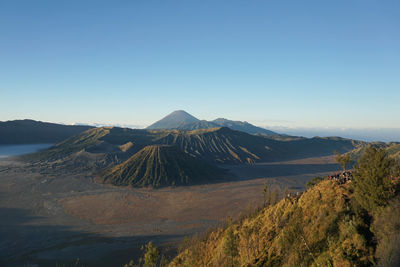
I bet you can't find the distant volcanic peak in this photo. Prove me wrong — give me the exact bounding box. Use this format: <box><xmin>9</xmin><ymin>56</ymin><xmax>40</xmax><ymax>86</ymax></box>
<box><xmin>170</xmin><ymin>110</ymin><xmax>195</xmax><ymax>117</ymax></box>
<box><xmin>146</xmin><ymin>111</ymin><xmax>277</xmax><ymax>135</ymax></box>
<box><xmin>146</xmin><ymin>110</ymin><xmax>199</xmax><ymax>129</ymax></box>
<box><xmin>102</xmin><ymin>144</ymin><xmax>223</xmax><ymax>188</ymax></box>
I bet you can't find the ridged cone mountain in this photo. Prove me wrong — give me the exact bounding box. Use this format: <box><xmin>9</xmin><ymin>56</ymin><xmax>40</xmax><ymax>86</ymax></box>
<box><xmin>101</xmin><ymin>145</ymin><xmax>225</xmax><ymax>188</ymax></box>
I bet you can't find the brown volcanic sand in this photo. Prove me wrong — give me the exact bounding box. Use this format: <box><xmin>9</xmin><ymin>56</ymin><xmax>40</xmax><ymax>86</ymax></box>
<box><xmin>60</xmin><ymin>180</ymin><xmax>273</xmax><ymax>226</ymax></box>
<box><xmin>0</xmin><ymin>155</ymin><xmax>340</xmax><ymax>266</ymax></box>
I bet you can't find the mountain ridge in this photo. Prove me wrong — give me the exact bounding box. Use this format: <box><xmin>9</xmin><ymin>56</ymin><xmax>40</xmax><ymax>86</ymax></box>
<box><xmin>212</xmin><ymin>118</ymin><xmax>276</xmax><ymax>135</ymax></box>
<box><xmin>0</xmin><ymin>119</ymin><xmax>93</xmax><ymax>144</ymax></box>
<box><xmin>146</xmin><ymin>110</ymin><xmax>277</xmax><ymax>136</ymax></box>
<box><xmin>28</xmin><ymin>126</ymin><xmax>362</xmax><ymax>166</ymax></box>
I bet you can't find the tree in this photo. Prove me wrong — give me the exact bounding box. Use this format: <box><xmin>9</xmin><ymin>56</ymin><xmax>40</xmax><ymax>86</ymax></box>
<box><xmin>334</xmin><ymin>150</ymin><xmax>351</xmax><ymax>171</ymax></box>
<box><xmin>353</xmin><ymin>146</ymin><xmax>396</xmax><ymax>211</ymax></box>
<box><xmin>223</xmin><ymin>219</ymin><xmax>239</xmax><ymax>267</ymax></box>
<box><xmin>270</xmin><ymin>187</ymin><xmax>280</xmax><ymax>205</ymax></box>
<box><xmin>263</xmin><ymin>182</ymin><xmax>269</xmax><ymax>206</ymax></box>
<box><xmin>143</xmin><ymin>241</ymin><xmax>160</xmax><ymax>267</ymax></box>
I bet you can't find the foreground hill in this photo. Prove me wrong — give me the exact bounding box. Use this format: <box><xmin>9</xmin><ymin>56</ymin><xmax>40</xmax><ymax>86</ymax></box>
<box><xmin>170</xmin><ymin>180</ymin><xmax>400</xmax><ymax>266</ymax></box>
<box><xmin>171</xmin><ymin>180</ymin><xmax>358</xmax><ymax>266</ymax></box>
<box><xmin>146</xmin><ymin>110</ymin><xmax>277</xmax><ymax>136</ymax></box>
<box><xmin>100</xmin><ymin>145</ymin><xmax>225</xmax><ymax>188</ymax></box>
<box><xmin>0</xmin><ymin>119</ymin><xmax>93</xmax><ymax>144</ymax></box>
<box><xmin>167</xmin><ymin>146</ymin><xmax>400</xmax><ymax>266</ymax></box>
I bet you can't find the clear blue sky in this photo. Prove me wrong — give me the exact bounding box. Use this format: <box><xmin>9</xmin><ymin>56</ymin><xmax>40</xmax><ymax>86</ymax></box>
<box><xmin>1</xmin><ymin>0</ymin><xmax>399</xmax><ymax>128</ymax></box>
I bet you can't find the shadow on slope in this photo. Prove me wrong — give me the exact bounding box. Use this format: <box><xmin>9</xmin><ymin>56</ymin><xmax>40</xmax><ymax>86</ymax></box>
<box><xmin>225</xmin><ymin>162</ymin><xmax>345</xmax><ymax>180</ymax></box>
<box><xmin>0</xmin><ymin>199</ymin><xmax>182</xmax><ymax>267</ymax></box>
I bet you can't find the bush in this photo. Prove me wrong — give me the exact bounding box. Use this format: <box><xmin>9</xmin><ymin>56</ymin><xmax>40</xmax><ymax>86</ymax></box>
<box><xmin>352</xmin><ymin>146</ymin><xmax>396</xmax><ymax>212</ymax></box>
<box><xmin>374</xmin><ymin>197</ymin><xmax>400</xmax><ymax>266</ymax></box>
<box><xmin>143</xmin><ymin>241</ymin><xmax>160</xmax><ymax>267</ymax></box>
<box><xmin>306</xmin><ymin>176</ymin><xmax>324</xmax><ymax>189</ymax></box>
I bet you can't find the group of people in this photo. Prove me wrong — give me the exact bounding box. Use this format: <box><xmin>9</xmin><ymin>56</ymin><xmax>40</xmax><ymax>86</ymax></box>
<box><xmin>389</xmin><ymin>175</ymin><xmax>400</xmax><ymax>183</ymax></box>
<box><xmin>326</xmin><ymin>170</ymin><xmax>353</xmax><ymax>185</ymax></box>
<box><xmin>286</xmin><ymin>191</ymin><xmax>302</xmax><ymax>200</ymax></box>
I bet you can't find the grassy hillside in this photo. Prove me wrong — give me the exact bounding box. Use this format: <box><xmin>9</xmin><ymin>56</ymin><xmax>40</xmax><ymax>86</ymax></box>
<box><xmin>170</xmin><ymin>180</ymin><xmax>400</xmax><ymax>267</ymax></box>
<box><xmin>0</xmin><ymin>119</ymin><xmax>92</xmax><ymax>144</ymax></box>
<box><xmin>167</xmin><ymin>146</ymin><xmax>400</xmax><ymax>267</ymax></box>
<box><xmin>101</xmin><ymin>145</ymin><xmax>225</xmax><ymax>188</ymax></box>
<box><xmin>170</xmin><ymin>180</ymin><xmax>370</xmax><ymax>266</ymax></box>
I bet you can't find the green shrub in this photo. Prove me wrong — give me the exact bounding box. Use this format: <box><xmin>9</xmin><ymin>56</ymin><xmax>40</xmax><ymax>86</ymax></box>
<box><xmin>306</xmin><ymin>176</ymin><xmax>324</xmax><ymax>189</ymax></box>
<box><xmin>143</xmin><ymin>241</ymin><xmax>160</xmax><ymax>267</ymax></box>
<box><xmin>353</xmin><ymin>146</ymin><xmax>396</xmax><ymax>212</ymax></box>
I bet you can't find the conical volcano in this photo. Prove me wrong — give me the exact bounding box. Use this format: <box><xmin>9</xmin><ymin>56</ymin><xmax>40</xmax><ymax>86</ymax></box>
<box><xmin>101</xmin><ymin>145</ymin><xmax>224</xmax><ymax>188</ymax></box>
<box><xmin>146</xmin><ymin>110</ymin><xmax>199</xmax><ymax>129</ymax></box>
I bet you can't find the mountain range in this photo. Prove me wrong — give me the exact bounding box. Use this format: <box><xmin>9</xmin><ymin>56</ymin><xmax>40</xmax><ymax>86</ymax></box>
<box><xmin>27</xmin><ymin>127</ymin><xmax>362</xmax><ymax>188</ymax></box>
<box><xmin>30</xmin><ymin>126</ymin><xmax>360</xmax><ymax>165</ymax></box>
<box><xmin>0</xmin><ymin>111</ymin><xmax>275</xmax><ymax>145</ymax></box>
<box><xmin>0</xmin><ymin>119</ymin><xmax>93</xmax><ymax>144</ymax></box>
<box><xmin>147</xmin><ymin>110</ymin><xmax>276</xmax><ymax>136</ymax></box>
<box><xmin>17</xmin><ymin>111</ymin><xmax>367</xmax><ymax>188</ymax></box>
